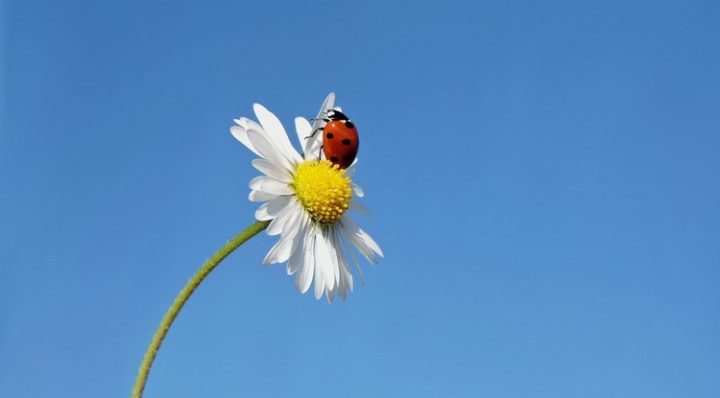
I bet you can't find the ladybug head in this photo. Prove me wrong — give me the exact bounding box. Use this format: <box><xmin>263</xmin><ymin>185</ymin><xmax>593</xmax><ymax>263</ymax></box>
<box><xmin>325</xmin><ymin>109</ymin><xmax>350</xmax><ymax>121</ymax></box>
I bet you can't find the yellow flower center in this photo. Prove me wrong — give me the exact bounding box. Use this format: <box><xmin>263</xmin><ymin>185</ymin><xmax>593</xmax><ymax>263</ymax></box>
<box><xmin>292</xmin><ymin>160</ymin><xmax>352</xmax><ymax>224</ymax></box>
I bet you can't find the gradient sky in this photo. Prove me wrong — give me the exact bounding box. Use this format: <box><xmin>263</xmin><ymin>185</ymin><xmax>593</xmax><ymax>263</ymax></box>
<box><xmin>2</xmin><ymin>0</ymin><xmax>719</xmax><ymax>397</ymax></box>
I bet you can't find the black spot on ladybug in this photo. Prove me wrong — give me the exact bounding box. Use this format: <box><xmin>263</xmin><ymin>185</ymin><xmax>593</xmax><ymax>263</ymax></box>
<box><xmin>341</xmin><ymin>139</ymin><xmax>352</xmax><ymax>145</ymax></box>
<box><xmin>326</xmin><ymin>133</ymin><xmax>334</xmax><ymax>139</ymax></box>
<box><xmin>344</xmin><ymin>120</ymin><xmax>355</xmax><ymax>128</ymax></box>
<box><xmin>330</xmin><ymin>156</ymin><xmax>339</xmax><ymax>162</ymax></box>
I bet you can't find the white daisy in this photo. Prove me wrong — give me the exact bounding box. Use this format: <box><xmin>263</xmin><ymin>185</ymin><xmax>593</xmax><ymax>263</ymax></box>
<box><xmin>230</xmin><ymin>93</ymin><xmax>383</xmax><ymax>301</ymax></box>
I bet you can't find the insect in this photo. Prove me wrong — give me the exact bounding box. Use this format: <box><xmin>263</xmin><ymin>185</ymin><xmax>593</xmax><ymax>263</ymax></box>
<box><xmin>312</xmin><ymin>109</ymin><xmax>359</xmax><ymax>169</ymax></box>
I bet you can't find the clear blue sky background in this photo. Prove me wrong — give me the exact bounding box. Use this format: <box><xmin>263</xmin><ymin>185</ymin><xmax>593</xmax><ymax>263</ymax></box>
<box><xmin>1</xmin><ymin>0</ymin><xmax>719</xmax><ymax>397</ymax></box>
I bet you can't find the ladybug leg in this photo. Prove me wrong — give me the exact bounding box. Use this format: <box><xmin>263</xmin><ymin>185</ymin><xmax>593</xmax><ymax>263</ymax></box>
<box><xmin>317</xmin><ymin>144</ymin><xmax>324</xmax><ymax>161</ymax></box>
<box><xmin>305</xmin><ymin>126</ymin><xmax>324</xmax><ymax>140</ymax></box>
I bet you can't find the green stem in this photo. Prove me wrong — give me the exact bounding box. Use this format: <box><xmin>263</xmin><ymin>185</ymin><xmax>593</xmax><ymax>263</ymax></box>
<box><xmin>131</xmin><ymin>220</ymin><xmax>270</xmax><ymax>398</ymax></box>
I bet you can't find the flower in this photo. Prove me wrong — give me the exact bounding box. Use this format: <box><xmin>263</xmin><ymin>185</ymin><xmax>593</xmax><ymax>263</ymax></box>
<box><xmin>230</xmin><ymin>93</ymin><xmax>383</xmax><ymax>301</ymax></box>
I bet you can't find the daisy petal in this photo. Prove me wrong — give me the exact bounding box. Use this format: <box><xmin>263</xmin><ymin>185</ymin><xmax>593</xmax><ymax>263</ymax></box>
<box><xmin>255</xmin><ymin>202</ymin><xmax>272</xmax><ymax>221</ymax></box>
<box><xmin>324</xmin><ymin>228</ymin><xmax>340</xmax><ymax>289</ymax></box>
<box><xmin>262</xmin><ymin>238</ymin><xmax>283</xmax><ymax>265</ymax></box>
<box><xmin>255</xmin><ymin>195</ymin><xmax>291</xmax><ymax>221</ymax></box>
<box><xmin>248</xmin><ymin>190</ymin><xmax>277</xmax><ymax>202</ymax></box>
<box><xmin>339</xmin><ymin>231</ymin><xmax>365</xmax><ymax>285</ymax></box>
<box><xmin>263</xmin><ymin>234</ymin><xmax>295</xmax><ymax>265</ymax></box>
<box><xmin>274</xmin><ymin>237</ymin><xmax>296</xmax><ymax>264</ymax></box>
<box><xmin>313</xmin><ymin>229</ymin><xmax>336</xmax><ymax>299</ymax></box>
<box><xmin>339</xmin><ymin>217</ymin><xmax>383</xmax><ymax>264</ymax></box>
<box><xmin>280</xmin><ymin>201</ymin><xmax>302</xmax><ymax>240</ymax></box>
<box><xmin>352</xmin><ymin>183</ymin><xmax>364</xmax><ymax>198</ymax></box>
<box><xmin>230</xmin><ymin>125</ymin><xmax>261</xmax><ymax>157</ymax></box>
<box><xmin>253</xmin><ymin>103</ymin><xmax>302</xmax><ymax>164</ymax></box>
<box><xmin>294</xmin><ymin>117</ymin><xmax>313</xmax><ymax>155</ymax></box>
<box><xmin>295</xmin><ymin>226</ymin><xmax>316</xmax><ymax>294</ymax></box>
<box><xmin>350</xmin><ymin>199</ymin><xmax>371</xmax><ymax>216</ymax></box>
<box><xmin>247</xmin><ymin>128</ymin><xmax>293</xmax><ymax>172</ymax></box>
<box><xmin>249</xmin><ymin>176</ymin><xmax>292</xmax><ymax>195</ymax></box>
<box><xmin>233</xmin><ymin>117</ymin><xmax>263</xmax><ymax>132</ymax></box>
<box><xmin>333</xmin><ymin>233</ymin><xmax>353</xmax><ymax>298</ymax></box>
<box><xmin>266</xmin><ymin>195</ymin><xmax>292</xmax><ymax>217</ymax></box>
<box><xmin>312</xmin><ymin>238</ymin><xmax>326</xmax><ymax>299</ymax></box>
<box><xmin>357</xmin><ymin>226</ymin><xmax>383</xmax><ymax>258</ymax></box>
<box><xmin>286</xmin><ymin>240</ymin><xmax>303</xmax><ymax>275</ymax></box>
<box><xmin>252</xmin><ymin>159</ymin><xmax>292</xmax><ymax>182</ymax></box>
<box><xmin>266</xmin><ymin>199</ymin><xmax>297</xmax><ymax>236</ymax></box>
<box><xmin>287</xmin><ymin>215</ymin><xmax>310</xmax><ymax>275</ymax></box>
<box><xmin>305</xmin><ymin>92</ymin><xmax>335</xmax><ymax>155</ymax></box>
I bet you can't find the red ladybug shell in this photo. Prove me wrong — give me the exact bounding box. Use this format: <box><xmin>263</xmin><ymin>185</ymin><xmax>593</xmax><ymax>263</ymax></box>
<box><xmin>323</xmin><ymin>119</ymin><xmax>359</xmax><ymax>169</ymax></box>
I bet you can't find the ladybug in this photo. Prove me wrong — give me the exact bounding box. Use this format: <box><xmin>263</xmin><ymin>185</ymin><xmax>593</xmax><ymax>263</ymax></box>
<box><xmin>318</xmin><ymin>109</ymin><xmax>359</xmax><ymax>169</ymax></box>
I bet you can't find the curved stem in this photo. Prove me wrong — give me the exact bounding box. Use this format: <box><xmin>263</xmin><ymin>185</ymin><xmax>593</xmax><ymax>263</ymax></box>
<box><xmin>131</xmin><ymin>220</ymin><xmax>270</xmax><ymax>398</ymax></box>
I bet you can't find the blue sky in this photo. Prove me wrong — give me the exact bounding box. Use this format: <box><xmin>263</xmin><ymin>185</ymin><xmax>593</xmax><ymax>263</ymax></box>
<box><xmin>1</xmin><ymin>0</ymin><xmax>719</xmax><ymax>397</ymax></box>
